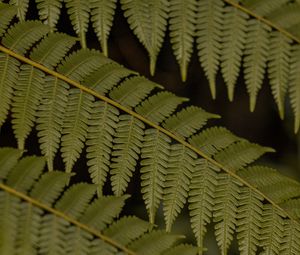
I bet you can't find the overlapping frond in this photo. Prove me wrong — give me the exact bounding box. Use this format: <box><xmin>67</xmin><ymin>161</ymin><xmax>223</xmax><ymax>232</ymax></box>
<box><xmin>2</xmin><ymin>16</ymin><xmax>300</xmax><ymax>255</ymax></box>
<box><xmin>0</xmin><ymin>147</ymin><xmax>193</xmax><ymax>254</ymax></box>
<box><xmin>4</xmin><ymin>0</ymin><xmax>300</xmax><ymax>129</ymax></box>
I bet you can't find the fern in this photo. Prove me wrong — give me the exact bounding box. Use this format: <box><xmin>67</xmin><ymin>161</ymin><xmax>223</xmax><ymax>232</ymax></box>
<box><xmin>5</xmin><ymin>0</ymin><xmax>300</xmax><ymax>130</ymax></box>
<box><xmin>1</xmin><ymin>7</ymin><xmax>300</xmax><ymax>254</ymax></box>
<box><xmin>0</xmin><ymin>147</ymin><xmax>193</xmax><ymax>254</ymax></box>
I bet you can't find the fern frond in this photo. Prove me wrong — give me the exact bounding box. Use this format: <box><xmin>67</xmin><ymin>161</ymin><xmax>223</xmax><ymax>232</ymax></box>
<box><xmin>120</xmin><ymin>0</ymin><xmax>169</xmax><ymax>75</ymax></box>
<box><xmin>128</xmin><ymin>230</ymin><xmax>183</xmax><ymax>255</ymax></box>
<box><xmin>236</xmin><ymin>187</ymin><xmax>263</xmax><ymax>255</ymax></box>
<box><xmin>87</xmin><ymin>101</ymin><xmax>119</xmax><ymax>195</ymax></box>
<box><xmin>188</xmin><ymin>159</ymin><xmax>220</xmax><ymax>252</ymax></box>
<box><xmin>141</xmin><ymin>129</ymin><xmax>171</xmax><ymax>224</ymax></box>
<box><xmin>64</xmin><ymin>0</ymin><xmax>90</xmax><ymax>48</ymax></box>
<box><xmin>36</xmin><ymin>0</ymin><xmax>62</xmax><ymax>29</ymax></box>
<box><xmin>84</xmin><ymin>62</ymin><xmax>135</xmax><ymax>95</ymax></box>
<box><xmin>239</xmin><ymin>166</ymin><xmax>300</xmax><ymax>203</ymax></box>
<box><xmin>163</xmin><ymin>145</ymin><xmax>196</xmax><ymax>232</ymax></box>
<box><xmin>289</xmin><ymin>45</ymin><xmax>300</xmax><ymax>133</ymax></box>
<box><xmin>240</xmin><ymin>0</ymin><xmax>289</xmax><ymax>16</ymax></box>
<box><xmin>280</xmin><ymin>219</ymin><xmax>300</xmax><ymax>254</ymax></box>
<box><xmin>110</xmin><ymin>115</ymin><xmax>144</xmax><ymax>196</ymax></box>
<box><xmin>189</xmin><ymin>127</ymin><xmax>242</xmax><ymax>157</ymax></box>
<box><xmin>0</xmin><ymin>192</ymin><xmax>20</xmax><ymax>254</ymax></box>
<box><xmin>213</xmin><ymin>173</ymin><xmax>241</xmax><ymax>255</ymax></box>
<box><xmin>268</xmin><ymin>31</ymin><xmax>292</xmax><ymax>119</ymax></box>
<box><xmin>260</xmin><ymin>204</ymin><xmax>285</xmax><ymax>254</ymax></box>
<box><xmin>221</xmin><ymin>6</ymin><xmax>248</xmax><ymax>101</ymax></box>
<box><xmin>0</xmin><ymin>3</ymin><xmax>16</xmax><ymax>36</ymax></box>
<box><xmin>135</xmin><ymin>92</ymin><xmax>188</xmax><ymax>124</ymax></box>
<box><xmin>61</xmin><ymin>89</ymin><xmax>94</xmax><ymax>173</ymax></box>
<box><xmin>197</xmin><ymin>0</ymin><xmax>223</xmax><ymax>99</ymax></box>
<box><xmin>164</xmin><ymin>244</ymin><xmax>198</xmax><ymax>255</ymax></box>
<box><xmin>103</xmin><ymin>216</ymin><xmax>151</xmax><ymax>246</ymax></box>
<box><xmin>163</xmin><ymin>106</ymin><xmax>220</xmax><ymax>139</ymax></box>
<box><xmin>214</xmin><ymin>141</ymin><xmax>274</xmax><ymax>172</ymax></box>
<box><xmin>110</xmin><ymin>76</ymin><xmax>160</xmax><ymax>108</ymax></box>
<box><xmin>90</xmin><ymin>0</ymin><xmax>117</xmax><ymax>56</ymax></box>
<box><xmin>244</xmin><ymin>20</ymin><xmax>270</xmax><ymax>112</ymax></box>
<box><xmin>0</xmin><ymin>148</ymin><xmax>21</xmax><ymax>180</ymax></box>
<box><xmin>267</xmin><ymin>3</ymin><xmax>300</xmax><ymax>30</ymax></box>
<box><xmin>0</xmin><ymin>148</ymin><xmax>193</xmax><ymax>254</ymax></box>
<box><xmin>9</xmin><ymin>0</ymin><xmax>29</xmax><ymax>21</ymax></box>
<box><xmin>169</xmin><ymin>0</ymin><xmax>197</xmax><ymax>81</ymax></box>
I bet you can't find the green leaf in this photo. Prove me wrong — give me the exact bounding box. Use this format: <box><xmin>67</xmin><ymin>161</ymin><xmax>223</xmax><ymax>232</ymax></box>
<box><xmin>36</xmin><ymin>0</ymin><xmax>63</xmax><ymax>29</ymax></box>
<box><xmin>121</xmin><ymin>0</ymin><xmax>168</xmax><ymax>75</ymax></box>
<box><xmin>90</xmin><ymin>0</ymin><xmax>117</xmax><ymax>56</ymax></box>
<box><xmin>169</xmin><ymin>0</ymin><xmax>197</xmax><ymax>81</ymax></box>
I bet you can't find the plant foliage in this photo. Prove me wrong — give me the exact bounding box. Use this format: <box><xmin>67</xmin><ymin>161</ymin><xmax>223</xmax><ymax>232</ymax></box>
<box><xmin>1</xmin><ymin>2</ymin><xmax>300</xmax><ymax>255</ymax></box>
<box><xmin>4</xmin><ymin>0</ymin><xmax>300</xmax><ymax>131</ymax></box>
<box><xmin>0</xmin><ymin>147</ymin><xmax>196</xmax><ymax>255</ymax></box>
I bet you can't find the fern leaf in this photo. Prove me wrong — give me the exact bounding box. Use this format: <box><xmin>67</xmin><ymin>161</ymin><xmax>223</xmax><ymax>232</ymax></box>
<box><xmin>135</xmin><ymin>92</ymin><xmax>188</xmax><ymax>124</ymax></box>
<box><xmin>214</xmin><ymin>141</ymin><xmax>274</xmax><ymax>172</ymax></box>
<box><xmin>236</xmin><ymin>187</ymin><xmax>263</xmax><ymax>255</ymax></box>
<box><xmin>61</xmin><ymin>89</ymin><xmax>94</xmax><ymax>173</ymax></box>
<box><xmin>65</xmin><ymin>227</ymin><xmax>92</xmax><ymax>255</ymax></box>
<box><xmin>84</xmin><ymin>62</ymin><xmax>135</xmax><ymax>95</ymax></box>
<box><xmin>30</xmin><ymin>33</ymin><xmax>77</xmax><ymax>69</ymax></box>
<box><xmin>268</xmin><ymin>31</ymin><xmax>291</xmax><ymax>119</ymax></box>
<box><xmin>281</xmin><ymin>199</ymin><xmax>300</xmax><ymax>219</ymax></box>
<box><xmin>103</xmin><ymin>216</ymin><xmax>151</xmax><ymax>246</ymax></box>
<box><xmin>80</xmin><ymin>195</ymin><xmax>128</xmax><ymax>231</ymax></box>
<box><xmin>0</xmin><ymin>192</ymin><xmax>20</xmax><ymax>254</ymax></box>
<box><xmin>34</xmin><ymin>34</ymin><xmax>76</xmax><ymax>171</ymax></box>
<box><xmin>267</xmin><ymin>3</ymin><xmax>300</xmax><ymax>30</ymax></box>
<box><xmin>11</xmin><ymin>64</ymin><xmax>45</xmax><ymax>150</ymax></box>
<box><xmin>6</xmin><ymin>155</ymin><xmax>45</xmax><ymax>192</ymax></box>
<box><xmin>110</xmin><ymin>115</ymin><xmax>144</xmax><ymax>196</ymax></box>
<box><xmin>9</xmin><ymin>0</ymin><xmax>28</xmax><ymax>21</ymax></box>
<box><xmin>141</xmin><ymin>128</ymin><xmax>171</xmax><ymax>224</ymax></box>
<box><xmin>280</xmin><ymin>220</ymin><xmax>300</xmax><ymax>254</ymax></box>
<box><xmin>0</xmin><ymin>54</ymin><xmax>20</xmax><ymax>126</ymax></box>
<box><xmin>109</xmin><ymin>76</ymin><xmax>160</xmax><ymax>108</ymax></box>
<box><xmin>15</xmin><ymin>204</ymin><xmax>41</xmax><ymax>255</ymax></box>
<box><xmin>244</xmin><ymin>20</ymin><xmax>270</xmax><ymax>112</ymax></box>
<box><xmin>36</xmin><ymin>0</ymin><xmax>62</xmax><ymax>29</ymax></box>
<box><xmin>87</xmin><ymin>101</ymin><xmax>119</xmax><ymax>195</ymax></box>
<box><xmin>221</xmin><ymin>6</ymin><xmax>248</xmax><ymax>101</ymax></box>
<box><xmin>57</xmin><ymin>49</ymin><xmax>110</xmax><ymax>82</ymax></box>
<box><xmin>239</xmin><ymin>166</ymin><xmax>300</xmax><ymax>203</ymax></box>
<box><xmin>65</xmin><ymin>0</ymin><xmax>90</xmax><ymax>48</ymax></box>
<box><xmin>30</xmin><ymin>171</ymin><xmax>70</xmax><ymax>205</ymax></box>
<box><xmin>197</xmin><ymin>0</ymin><xmax>223</xmax><ymax>98</ymax></box>
<box><xmin>188</xmin><ymin>159</ymin><xmax>220</xmax><ymax>252</ymax></box>
<box><xmin>260</xmin><ymin>204</ymin><xmax>285</xmax><ymax>254</ymax></box>
<box><xmin>128</xmin><ymin>230</ymin><xmax>182</xmax><ymax>255</ymax></box>
<box><xmin>189</xmin><ymin>127</ymin><xmax>242</xmax><ymax>157</ymax></box>
<box><xmin>241</xmin><ymin>0</ymin><xmax>289</xmax><ymax>16</ymax></box>
<box><xmin>289</xmin><ymin>45</ymin><xmax>300</xmax><ymax>133</ymax></box>
<box><xmin>55</xmin><ymin>183</ymin><xmax>97</xmax><ymax>219</ymax></box>
<box><xmin>163</xmin><ymin>145</ymin><xmax>196</xmax><ymax>232</ymax></box>
<box><xmin>39</xmin><ymin>214</ymin><xmax>69</xmax><ymax>254</ymax></box>
<box><xmin>164</xmin><ymin>244</ymin><xmax>198</xmax><ymax>255</ymax></box>
<box><xmin>0</xmin><ymin>3</ymin><xmax>16</xmax><ymax>36</ymax></box>
<box><xmin>90</xmin><ymin>0</ymin><xmax>117</xmax><ymax>56</ymax></box>
<box><xmin>169</xmin><ymin>0</ymin><xmax>197</xmax><ymax>81</ymax></box>
<box><xmin>120</xmin><ymin>0</ymin><xmax>168</xmax><ymax>75</ymax></box>
<box><xmin>2</xmin><ymin>21</ymin><xmax>50</xmax><ymax>55</ymax></box>
<box><xmin>0</xmin><ymin>148</ymin><xmax>21</xmax><ymax>180</ymax></box>
<box><xmin>88</xmin><ymin>238</ymin><xmax>117</xmax><ymax>255</ymax></box>
<box><xmin>213</xmin><ymin>173</ymin><xmax>241</xmax><ymax>255</ymax></box>
<box><xmin>163</xmin><ymin>106</ymin><xmax>219</xmax><ymax>139</ymax></box>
